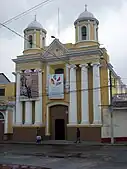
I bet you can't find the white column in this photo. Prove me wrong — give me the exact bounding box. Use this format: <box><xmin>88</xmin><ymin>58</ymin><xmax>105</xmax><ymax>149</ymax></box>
<box><xmin>94</xmin><ymin>24</ymin><xmax>97</xmax><ymax>41</ymax></box>
<box><xmin>4</xmin><ymin>110</ymin><xmax>8</xmax><ymax>134</ymax></box>
<box><xmin>33</xmin><ymin>30</ymin><xmax>36</xmax><ymax>48</ymax></box>
<box><xmin>117</xmin><ymin>80</ymin><xmax>120</xmax><ymax>94</ymax></box>
<box><xmin>40</xmin><ymin>31</ymin><xmax>42</xmax><ymax>48</ymax></box>
<box><xmin>13</xmin><ymin>107</ymin><xmax>15</xmax><ymax>125</ymax></box>
<box><xmin>77</xmin><ymin>24</ymin><xmax>80</xmax><ymax>42</ymax></box>
<box><xmin>35</xmin><ymin>70</ymin><xmax>43</xmax><ymax>125</ymax></box>
<box><xmin>122</xmin><ymin>87</ymin><xmax>125</xmax><ymax>94</ymax></box>
<box><xmin>65</xmin><ymin>64</ymin><xmax>69</xmax><ymax>92</ymax></box>
<box><xmin>69</xmin><ymin>64</ymin><xmax>77</xmax><ymax>124</ymax></box>
<box><xmin>46</xmin><ymin>64</ymin><xmax>49</xmax><ymax>93</ymax></box>
<box><xmin>15</xmin><ymin>72</ymin><xmax>22</xmax><ymax>125</ymax></box>
<box><xmin>92</xmin><ymin>63</ymin><xmax>101</xmax><ymax>124</ymax></box>
<box><xmin>80</xmin><ymin>64</ymin><xmax>89</xmax><ymax>124</ymax></box>
<box><xmin>25</xmin><ymin>101</ymin><xmax>32</xmax><ymax>125</ymax></box>
<box><xmin>88</xmin><ymin>21</ymin><xmax>90</xmax><ymax>40</ymax></box>
<box><xmin>46</xmin><ymin>106</ymin><xmax>49</xmax><ymax>135</ymax></box>
<box><xmin>24</xmin><ymin>34</ymin><xmax>27</xmax><ymax>50</ymax></box>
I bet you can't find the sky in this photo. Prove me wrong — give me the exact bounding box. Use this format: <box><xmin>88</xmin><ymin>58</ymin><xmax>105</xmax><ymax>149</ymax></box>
<box><xmin>0</xmin><ymin>0</ymin><xmax>127</xmax><ymax>84</ymax></box>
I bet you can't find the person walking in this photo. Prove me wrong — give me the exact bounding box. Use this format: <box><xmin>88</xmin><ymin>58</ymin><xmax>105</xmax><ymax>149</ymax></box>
<box><xmin>75</xmin><ymin>128</ymin><xmax>81</xmax><ymax>143</ymax></box>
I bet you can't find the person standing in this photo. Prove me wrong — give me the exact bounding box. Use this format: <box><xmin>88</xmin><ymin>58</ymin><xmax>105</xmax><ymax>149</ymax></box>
<box><xmin>75</xmin><ymin>128</ymin><xmax>81</xmax><ymax>143</ymax></box>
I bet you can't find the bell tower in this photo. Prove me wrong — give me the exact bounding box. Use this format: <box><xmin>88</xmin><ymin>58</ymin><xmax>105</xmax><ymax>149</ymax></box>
<box><xmin>23</xmin><ymin>16</ymin><xmax>47</xmax><ymax>54</ymax></box>
<box><xmin>74</xmin><ymin>5</ymin><xmax>99</xmax><ymax>44</ymax></box>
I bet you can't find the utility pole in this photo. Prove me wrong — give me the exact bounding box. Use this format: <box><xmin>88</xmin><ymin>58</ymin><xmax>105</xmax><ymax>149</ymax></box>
<box><xmin>101</xmin><ymin>56</ymin><xmax>114</xmax><ymax>144</ymax></box>
<box><xmin>109</xmin><ymin>69</ymin><xmax>114</xmax><ymax>144</ymax></box>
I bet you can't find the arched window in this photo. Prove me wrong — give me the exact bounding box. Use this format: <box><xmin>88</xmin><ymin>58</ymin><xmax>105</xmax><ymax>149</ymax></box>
<box><xmin>55</xmin><ymin>68</ymin><xmax>64</xmax><ymax>74</ymax></box>
<box><xmin>0</xmin><ymin>112</ymin><xmax>4</xmax><ymax>120</ymax></box>
<box><xmin>42</xmin><ymin>37</ymin><xmax>45</xmax><ymax>47</ymax></box>
<box><xmin>28</xmin><ymin>35</ymin><xmax>33</xmax><ymax>48</ymax></box>
<box><xmin>81</xmin><ymin>26</ymin><xmax>87</xmax><ymax>40</ymax></box>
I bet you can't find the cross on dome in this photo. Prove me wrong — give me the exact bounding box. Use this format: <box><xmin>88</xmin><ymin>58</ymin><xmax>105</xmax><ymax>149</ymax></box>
<box><xmin>85</xmin><ymin>4</ymin><xmax>88</xmax><ymax>11</ymax></box>
<box><xmin>34</xmin><ymin>14</ymin><xmax>37</xmax><ymax>21</ymax></box>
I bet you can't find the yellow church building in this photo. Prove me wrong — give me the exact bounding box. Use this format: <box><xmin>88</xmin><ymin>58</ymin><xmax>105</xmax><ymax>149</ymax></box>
<box><xmin>10</xmin><ymin>6</ymin><xmax>126</xmax><ymax>142</ymax></box>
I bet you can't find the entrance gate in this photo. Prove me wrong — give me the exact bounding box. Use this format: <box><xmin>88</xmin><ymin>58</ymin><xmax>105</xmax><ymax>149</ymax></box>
<box><xmin>50</xmin><ymin>105</ymin><xmax>68</xmax><ymax>140</ymax></box>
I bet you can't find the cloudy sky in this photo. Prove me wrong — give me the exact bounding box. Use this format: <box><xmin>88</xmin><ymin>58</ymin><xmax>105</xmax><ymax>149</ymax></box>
<box><xmin>0</xmin><ymin>0</ymin><xmax>127</xmax><ymax>84</ymax></box>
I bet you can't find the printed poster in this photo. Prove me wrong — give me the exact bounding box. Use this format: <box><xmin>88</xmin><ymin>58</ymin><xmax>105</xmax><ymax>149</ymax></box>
<box><xmin>48</xmin><ymin>74</ymin><xmax>64</xmax><ymax>99</ymax></box>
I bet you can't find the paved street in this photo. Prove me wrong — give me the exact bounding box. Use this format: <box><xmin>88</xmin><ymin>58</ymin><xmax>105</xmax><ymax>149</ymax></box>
<box><xmin>0</xmin><ymin>144</ymin><xmax>127</xmax><ymax>168</ymax></box>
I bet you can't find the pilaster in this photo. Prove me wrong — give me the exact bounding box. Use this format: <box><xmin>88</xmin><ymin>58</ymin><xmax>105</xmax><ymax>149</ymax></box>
<box><xmin>92</xmin><ymin>62</ymin><xmax>102</xmax><ymax>124</ymax></box>
<box><xmin>34</xmin><ymin>69</ymin><xmax>43</xmax><ymax>126</ymax></box>
<box><xmin>79</xmin><ymin>64</ymin><xmax>89</xmax><ymax>124</ymax></box>
<box><xmin>15</xmin><ymin>71</ymin><xmax>22</xmax><ymax>125</ymax></box>
<box><xmin>69</xmin><ymin>64</ymin><xmax>77</xmax><ymax>124</ymax></box>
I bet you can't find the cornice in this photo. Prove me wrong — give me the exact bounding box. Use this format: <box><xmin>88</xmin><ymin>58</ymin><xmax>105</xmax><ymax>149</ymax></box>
<box><xmin>12</xmin><ymin>55</ymin><xmax>44</xmax><ymax>63</ymax></box>
<box><xmin>66</xmin><ymin>48</ymin><xmax>103</xmax><ymax>57</ymax></box>
<box><xmin>13</xmin><ymin>48</ymin><xmax>103</xmax><ymax>64</ymax></box>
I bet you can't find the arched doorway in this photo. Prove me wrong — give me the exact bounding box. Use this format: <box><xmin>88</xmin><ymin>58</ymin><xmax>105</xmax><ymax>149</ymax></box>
<box><xmin>50</xmin><ymin>105</ymin><xmax>68</xmax><ymax>140</ymax></box>
<box><xmin>0</xmin><ymin>112</ymin><xmax>4</xmax><ymax>141</ymax></box>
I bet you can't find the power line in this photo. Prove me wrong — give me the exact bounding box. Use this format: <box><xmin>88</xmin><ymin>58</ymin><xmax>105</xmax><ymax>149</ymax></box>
<box><xmin>0</xmin><ymin>22</ymin><xmax>71</xmax><ymax>66</ymax></box>
<box><xmin>1</xmin><ymin>21</ymin><xmax>126</xmax><ymax>89</ymax></box>
<box><xmin>2</xmin><ymin>84</ymin><xmax>125</xmax><ymax>99</ymax></box>
<box><xmin>1</xmin><ymin>22</ymin><xmax>126</xmax><ymax>93</ymax></box>
<box><xmin>0</xmin><ymin>0</ymin><xmax>54</xmax><ymax>28</ymax></box>
<box><xmin>0</xmin><ymin>21</ymin><xmax>109</xmax><ymax>80</ymax></box>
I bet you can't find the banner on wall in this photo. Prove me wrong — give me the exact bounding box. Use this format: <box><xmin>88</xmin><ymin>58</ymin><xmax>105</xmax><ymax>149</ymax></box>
<box><xmin>20</xmin><ymin>71</ymin><xmax>39</xmax><ymax>99</ymax></box>
<box><xmin>48</xmin><ymin>74</ymin><xmax>64</xmax><ymax>99</ymax></box>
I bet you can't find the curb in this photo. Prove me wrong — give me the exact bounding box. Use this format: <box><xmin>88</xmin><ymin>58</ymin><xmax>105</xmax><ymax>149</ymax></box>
<box><xmin>0</xmin><ymin>142</ymin><xmax>127</xmax><ymax>146</ymax></box>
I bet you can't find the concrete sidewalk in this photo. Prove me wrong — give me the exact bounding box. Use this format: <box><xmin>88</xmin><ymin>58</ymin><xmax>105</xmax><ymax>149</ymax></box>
<box><xmin>1</xmin><ymin>140</ymin><xmax>127</xmax><ymax>146</ymax></box>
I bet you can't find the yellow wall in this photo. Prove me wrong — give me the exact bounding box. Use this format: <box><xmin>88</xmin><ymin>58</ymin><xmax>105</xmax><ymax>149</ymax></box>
<box><xmin>36</xmin><ymin>31</ymin><xmax>40</xmax><ymax>48</ymax></box>
<box><xmin>0</xmin><ymin>82</ymin><xmax>15</xmax><ymax>134</ymax></box>
<box><xmin>5</xmin><ymin>83</ymin><xmax>15</xmax><ymax>100</ymax></box>
<box><xmin>8</xmin><ymin>110</ymin><xmax>13</xmax><ymax>133</ymax></box>
<box><xmin>111</xmin><ymin>75</ymin><xmax>117</xmax><ymax>95</ymax></box>
<box><xmin>0</xmin><ymin>82</ymin><xmax>15</xmax><ymax>101</ymax></box>
<box><xmin>16</xmin><ymin>61</ymin><xmax>43</xmax><ymax>71</ymax></box>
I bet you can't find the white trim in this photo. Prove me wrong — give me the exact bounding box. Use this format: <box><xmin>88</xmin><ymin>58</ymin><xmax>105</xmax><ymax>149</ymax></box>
<box><xmin>75</xmin><ymin>40</ymin><xmax>100</xmax><ymax>45</ymax></box>
<box><xmin>35</xmin><ymin>71</ymin><xmax>43</xmax><ymax>125</ymax></box>
<box><xmin>69</xmin><ymin>66</ymin><xmax>77</xmax><ymax>124</ymax></box>
<box><xmin>47</xmin><ymin>102</ymin><xmax>69</xmax><ymax>107</ymax></box>
<box><xmin>88</xmin><ymin>21</ymin><xmax>90</xmax><ymax>40</ymax></box>
<box><xmin>4</xmin><ymin>110</ymin><xmax>8</xmax><ymax>134</ymax></box>
<box><xmin>80</xmin><ymin>64</ymin><xmax>89</xmax><ymax>124</ymax></box>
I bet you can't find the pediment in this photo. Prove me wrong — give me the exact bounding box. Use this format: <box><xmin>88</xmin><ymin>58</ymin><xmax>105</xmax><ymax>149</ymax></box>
<box><xmin>43</xmin><ymin>39</ymin><xmax>68</xmax><ymax>58</ymax></box>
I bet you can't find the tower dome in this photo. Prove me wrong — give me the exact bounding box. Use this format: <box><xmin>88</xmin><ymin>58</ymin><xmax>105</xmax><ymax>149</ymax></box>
<box><xmin>24</xmin><ymin>15</ymin><xmax>46</xmax><ymax>33</ymax></box>
<box><xmin>74</xmin><ymin>5</ymin><xmax>99</xmax><ymax>25</ymax></box>
<box><xmin>27</xmin><ymin>20</ymin><xmax>43</xmax><ymax>29</ymax></box>
<box><xmin>74</xmin><ymin>5</ymin><xmax>99</xmax><ymax>44</ymax></box>
<box><xmin>23</xmin><ymin>16</ymin><xmax>47</xmax><ymax>54</ymax></box>
<box><xmin>78</xmin><ymin>10</ymin><xmax>94</xmax><ymax>19</ymax></box>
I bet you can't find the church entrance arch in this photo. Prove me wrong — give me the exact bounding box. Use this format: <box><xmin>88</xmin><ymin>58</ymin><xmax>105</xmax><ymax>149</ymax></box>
<box><xmin>49</xmin><ymin>104</ymin><xmax>68</xmax><ymax>140</ymax></box>
<box><xmin>0</xmin><ymin>112</ymin><xmax>5</xmax><ymax>141</ymax></box>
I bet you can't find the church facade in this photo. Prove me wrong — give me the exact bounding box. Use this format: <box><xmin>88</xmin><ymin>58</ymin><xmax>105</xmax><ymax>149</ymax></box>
<box><xmin>12</xmin><ymin>6</ymin><xmax>126</xmax><ymax>142</ymax></box>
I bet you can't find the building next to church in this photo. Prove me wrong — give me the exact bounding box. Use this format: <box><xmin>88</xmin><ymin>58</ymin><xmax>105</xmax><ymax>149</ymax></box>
<box><xmin>0</xmin><ymin>73</ymin><xmax>15</xmax><ymax>141</ymax></box>
<box><xmin>12</xmin><ymin>6</ymin><xmax>127</xmax><ymax>142</ymax></box>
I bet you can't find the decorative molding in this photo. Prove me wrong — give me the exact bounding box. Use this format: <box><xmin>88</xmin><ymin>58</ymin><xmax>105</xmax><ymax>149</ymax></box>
<box><xmin>24</xmin><ymin>69</ymin><xmax>32</xmax><ymax>73</ymax></box>
<box><xmin>79</xmin><ymin>63</ymin><xmax>89</xmax><ymax>68</ymax></box>
<box><xmin>16</xmin><ymin>71</ymin><xmax>22</xmax><ymax>74</ymax></box>
<box><xmin>69</xmin><ymin>64</ymin><xmax>77</xmax><ymax>69</ymax></box>
<box><xmin>91</xmin><ymin>62</ymin><xmax>101</xmax><ymax>67</ymax></box>
<box><xmin>34</xmin><ymin>69</ymin><xmax>43</xmax><ymax>73</ymax></box>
